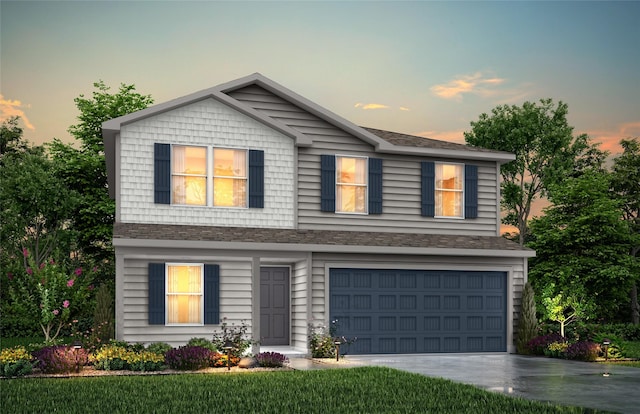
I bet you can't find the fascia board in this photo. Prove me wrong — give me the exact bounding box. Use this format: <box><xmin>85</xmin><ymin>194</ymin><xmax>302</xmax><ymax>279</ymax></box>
<box><xmin>113</xmin><ymin>238</ymin><xmax>536</xmax><ymax>258</ymax></box>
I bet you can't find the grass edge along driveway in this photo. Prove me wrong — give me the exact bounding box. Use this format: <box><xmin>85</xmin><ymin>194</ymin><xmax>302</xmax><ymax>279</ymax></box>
<box><xmin>0</xmin><ymin>366</ymin><xmax>605</xmax><ymax>414</ymax></box>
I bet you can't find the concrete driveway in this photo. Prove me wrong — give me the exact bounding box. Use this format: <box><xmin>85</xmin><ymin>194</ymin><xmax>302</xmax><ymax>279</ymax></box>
<box><xmin>345</xmin><ymin>354</ymin><xmax>640</xmax><ymax>414</ymax></box>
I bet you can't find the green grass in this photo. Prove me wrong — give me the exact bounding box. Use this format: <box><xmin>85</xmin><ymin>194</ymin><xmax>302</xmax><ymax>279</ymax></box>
<box><xmin>1</xmin><ymin>367</ymin><xmax>603</xmax><ymax>414</ymax></box>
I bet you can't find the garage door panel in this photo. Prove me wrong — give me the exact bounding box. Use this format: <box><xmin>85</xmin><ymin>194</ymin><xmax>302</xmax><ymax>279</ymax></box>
<box><xmin>330</xmin><ymin>269</ymin><xmax>506</xmax><ymax>354</ymax></box>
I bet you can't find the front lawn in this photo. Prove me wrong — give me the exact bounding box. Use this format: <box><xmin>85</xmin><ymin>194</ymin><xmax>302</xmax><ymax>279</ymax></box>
<box><xmin>1</xmin><ymin>366</ymin><xmax>600</xmax><ymax>413</ymax></box>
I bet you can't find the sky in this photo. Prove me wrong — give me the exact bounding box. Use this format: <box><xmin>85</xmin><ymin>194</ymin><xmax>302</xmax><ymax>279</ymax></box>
<box><xmin>1</xmin><ymin>0</ymin><xmax>639</xmax><ymax>156</ymax></box>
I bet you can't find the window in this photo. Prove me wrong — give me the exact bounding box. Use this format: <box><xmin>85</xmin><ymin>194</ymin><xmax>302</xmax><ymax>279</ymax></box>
<box><xmin>421</xmin><ymin>162</ymin><xmax>477</xmax><ymax>219</ymax></box>
<box><xmin>435</xmin><ymin>163</ymin><xmax>463</xmax><ymax>218</ymax></box>
<box><xmin>163</xmin><ymin>145</ymin><xmax>252</xmax><ymax>208</ymax></box>
<box><xmin>172</xmin><ymin>146</ymin><xmax>207</xmax><ymax>205</ymax></box>
<box><xmin>336</xmin><ymin>156</ymin><xmax>367</xmax><ymax>213</ymax></box>
<box><xmin>166</xmin><ymin>264</ymin><xmax>203</xmax><ymax>324</ymax></box>
<box><xmin>148</xmin><ymin>263</ymin><xmax>219</xmax><ymax>326</ymax></box>
<box><xmin>213</xmin><ymin>148</ymin><xmax>247</xmax><ymax>207</ymax></box>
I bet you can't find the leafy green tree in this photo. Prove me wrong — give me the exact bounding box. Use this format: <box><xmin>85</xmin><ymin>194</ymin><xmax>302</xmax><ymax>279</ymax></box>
<box><xmin>611</xmin><ymin>138</ymin><xmax>640</xmax><ymax>324</ymax></box>
<box><xmin>49</xmin><ymin>81</ymin><xmax>153</xmax><ymax>282</ymax></box>
<box><xmin>528</xmin><ymin>168</ymin><xmax>635</xmax><ymax>320</ymax></box>
<box><xmin>0</xmin><ymin>149</ymin><xmax>79</xmax><ymax>267</ymax></box>
<box><xmin>540</xmin><ymin>283</ymin><xmax>592</xmax><ymax>338</ymax></box>
<box><xmin>464</xmin><ymin>99</ymin><xmax>600</xmax><ymax>245</ymax></box>
<box><xmin>0</xmin><ymin>116</ymin><xmax>27</xmax><ymax>157</ymax></box>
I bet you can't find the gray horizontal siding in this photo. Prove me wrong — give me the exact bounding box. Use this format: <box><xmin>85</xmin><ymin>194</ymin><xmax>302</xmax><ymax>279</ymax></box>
<box><xmin>119</xmin><ymin>255</ymin><xmax>253</xmax><ymax>347</ymax></box>
<box><xmin>229</xmin><ymin>84</ymin><xmax>500</xmax><ymax>236</ymax></box>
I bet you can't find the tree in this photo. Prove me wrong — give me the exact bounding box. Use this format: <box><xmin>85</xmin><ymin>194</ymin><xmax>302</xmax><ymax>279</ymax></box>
<box><xmin>540</xmin><ymin>283</ymin><xmax>592</xmax><ymax>338</ymax></box>
<box><xmin>528</xmin><ymin>168</ymin><xmax>635</xmax><ymax>320</ymax></box>
<box><xmin>0</xmin><ymin>149</ymin><xmax>79</xmax><ymax>267</ymax></box>
<box><xmin>516</xmin><ymin>281</ymin><xmax>539</xmax><ymax>354</ymax></box>
<box><xmin>611</xmin><ymin>138</ymin><xmax>640</xmax><ymax>324</ymax></box>
<box><xmin>49</xmin><ymin>81</ymin><xmax>153</xmax><ymax>281</ymax></box>
<box><xmin>0</xmin><ymin>116</ymin><xmax>26</xmax><ymax>157</ymax></box>
<box><xmin>464</xmin><ymin>99</ymin><xmax>601</xmax><ymax>245</ymax></box>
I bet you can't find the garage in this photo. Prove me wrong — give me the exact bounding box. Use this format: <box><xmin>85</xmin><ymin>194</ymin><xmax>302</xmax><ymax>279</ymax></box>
<box><xmin>329</xmin><ymin>269</ymin><xmax>507</xmax><ymax>354</ymax></box>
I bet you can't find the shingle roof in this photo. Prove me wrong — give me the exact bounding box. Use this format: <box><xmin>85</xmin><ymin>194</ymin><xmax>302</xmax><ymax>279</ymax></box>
<box><xmin>362</xmin><ymin>127</ymin><xmax>500</xmax><ymax>153</ymax></box>
<box><xmin>113</xmin><ymin>223</ymin><xmax>532</xmax><ymax>253</ymax></box>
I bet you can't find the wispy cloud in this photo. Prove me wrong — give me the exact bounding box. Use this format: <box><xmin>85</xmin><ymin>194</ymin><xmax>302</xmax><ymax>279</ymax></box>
<box><xmin>431</xmin><ymin>72</ymin><xmax>516</xmax><ymax>102</ymax></box>
<box><xmin>0</xmin><ymin>95</ymin><xmax>35</xmax><ymax>129</ymax></box>
<box><xmin>354</xmin><ymin>102</ymin><xmax>410</xmax><ymax>111</ymax></box>
<box><xmin>355</xmin><ymin>102</ymin><xmax>390</xmax><ymax>110</ymax></box>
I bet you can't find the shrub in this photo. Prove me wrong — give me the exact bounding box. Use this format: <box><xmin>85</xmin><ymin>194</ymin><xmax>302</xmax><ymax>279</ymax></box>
<box><xmin>187</xmin><ymin>337</ymin><xmax>216</xmax><ymax>352</ymax></box>
<box><xmin>566</xmin><ymin>341</ymin><xmax>600</xmax><ymax>361</ymax></box>
<box><xmin>211</xmin><ymin>318</ymin><xmax>252</xmax><ymax>357</ymax></box>
<box><xmin>92</xmin><ymin>284</ymin><xmax>115</xmax><ymax>343</ymax></box>
<box><xmin>526</xmin><ymin>333</ymin><xmax>565</xmax><ymax>355</ymax></box>
<box><xmin>33</xmin><ymin>345</ymin><xmax>88</xmax><ymax>374</ymax></box>
<box><xmin>147</xmin><ymin>342</ymin><xmax>173</xmax><ymax>356</ymax></box>
<box><xmin>165</xmin><ymin>346</ymin><xmax>213</xmax><ymax>370</ymax></box>
<box><xmin>91</xmin><ymin>344</ymin><xmax>131</xmax><ymax>370</ymax></box>
<box><xmin>545</xmin><ymin>341</ymin><xmax>568</xmax><ymax>358</ymax></box>
<box><xmin>0</xmin><ymin>346</ymin><xmax>33</xmax><ymax>377</ymax></box>
<box><xmin>516</xmin><ymin>282</ymin><xmax>539</xmax><ymax>354</ymax></box>
<box><xmin>211</xmin><ymin>352</ymin><xmax>240</xmax><ymax>368</ymax></box>
<box><xmin>255</xmin><ymin>352</ymin><xmax>288</xmax><ymax>368</ymax></box>
<box><xmin>127</xmin><ymin>350</ymin><xmax>165</xmax><ymax>372</ymax></box>
<box><xmin>308</xmin><ymin>321</ymin><xmax>336</xmax><ymax>358</ymax></box>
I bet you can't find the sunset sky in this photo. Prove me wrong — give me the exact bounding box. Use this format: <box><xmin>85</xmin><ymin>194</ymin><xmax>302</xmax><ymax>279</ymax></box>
<box><xmin>2</xmin><ymin>1</ymin><xmax>639</xmax><ymax>156</ymax></box>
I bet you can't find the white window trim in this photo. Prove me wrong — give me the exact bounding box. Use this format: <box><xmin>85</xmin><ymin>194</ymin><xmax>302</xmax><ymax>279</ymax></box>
<box><xmin>169</xmin><ymin>145</ymin><xmax>249</xmax><ymax>209</ymax></box>
<box><xmin>165</xmin><ymin>263</ymin><xmax>204</xmax><ymax>326</ymax></box>
<box><xmin>335</xmin><ymin>154</ymin><xmax>369</xmax><ymax>215</ymax></box>
<box><xmin>434</xmin><ymin>162</ymin><xmax>465</xmax><ymax>220</ymax></box>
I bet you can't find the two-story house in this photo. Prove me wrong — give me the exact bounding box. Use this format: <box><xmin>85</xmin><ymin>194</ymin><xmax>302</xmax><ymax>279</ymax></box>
<box><xmin>102</xmin><ymin>73</ymin><xmax>534</xmax><ymax>355</ymax></box>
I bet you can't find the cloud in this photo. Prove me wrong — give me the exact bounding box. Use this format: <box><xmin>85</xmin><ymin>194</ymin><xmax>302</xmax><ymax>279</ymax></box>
<box><xmin>580</xmin><ymin>121</ymin><xmax>640</xmax><ymax>155</ymax></box>
<box><xmin>354</xmin><ymin>102</ymin><xmax>390</xmax><ymax>110</ymax></box>
<box><xmin>0</xmin><ymin>95</ymin><xmax>35</xmax><ymax>130</ymax></box>
<box><xmin>430</xmin><ymin>72</ymin><xmax>509</xmax><ymax>102</ymax></box>
<box><xmin>354</xmin><ymin>102</ymin><xmax>410</xmax><ymax>111</ymax></box>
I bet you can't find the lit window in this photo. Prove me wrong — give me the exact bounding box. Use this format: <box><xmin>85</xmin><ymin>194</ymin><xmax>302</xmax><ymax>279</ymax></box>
<box><xmin>336</xmin><ymin>156</ymin><xmax>367</xmax><ymax>213</ymax></box>
<box><xmin>213</xmin><ymin>149</ymin><xmax>247</xmax><ymax>207</ymax></box>
<box><xmin>166</xmin><ymin>264</ymin><xmax>203</xmax><ymax>324</ymax></box>
<box><xmin>172</xmin><ymin>146</ymin><xmax>207</xmax><ymax>205</ymax></box>
<box><xmin>435</xmin><ymin>164</ymin><xmax>463</xmax><ymax>217</ymax></box>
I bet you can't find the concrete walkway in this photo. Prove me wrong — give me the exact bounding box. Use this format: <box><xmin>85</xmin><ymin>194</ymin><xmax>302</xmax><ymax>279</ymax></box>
<box><xmin>337</xmin><ymin>354</ymin><xmax>640</xmax><ymax>414</ymax></box>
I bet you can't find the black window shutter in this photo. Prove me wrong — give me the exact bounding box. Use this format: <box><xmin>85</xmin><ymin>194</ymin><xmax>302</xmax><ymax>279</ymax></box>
<box><xmin>320</xmin><ymin>155</ymin><xmax>336</xmax><ymax>212</ymax></box>
<box><xmin>204</xmin><ymin>264</ymin><xmax>220</xmax><ymax>325</ymax></box>
<box><xmin>148</xmin><ymin>263</ymin><xmax>166</xmax><ymax>325</ymax></box>
<box><xmin>368</xmin><ymin>158</ymin><xmax>383</xmax><ymax>214</ymax></box>
<box><xmin>465</xmin><ymin>164</ymin><xmax>478</xmax><ymax>219</ymax></box>
<box><xmin>421</xmin><ymin>161</ymin><xmax>435</xmax><ymax>217</ymax></box>
<box><xmin>154</xmin><ymin>143</ymin><xmax>171</xmax><ymax>204</ymax></box>
<box><xmin>248</xmin><ymin>150</ymin><xmax>264</xmax><ymax>208</ymax></box>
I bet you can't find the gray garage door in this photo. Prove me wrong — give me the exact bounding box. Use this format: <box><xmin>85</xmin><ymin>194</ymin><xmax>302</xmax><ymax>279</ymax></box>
<box><xmin>329</xmin><ymin>269</ymin><xmax>507</xmax><ymax>354</ymax></box>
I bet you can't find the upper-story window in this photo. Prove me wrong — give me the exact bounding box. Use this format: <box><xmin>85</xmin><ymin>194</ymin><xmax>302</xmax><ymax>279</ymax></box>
<box><xmin>168</xmin><ymin>146</ymin><xmax>249</xmax><ymax>208</ymax></box>
<box><xmin>172</xmin><ymin>146</ymin><xmax>207</xmax><ymax>206</ymax></box>
<box><xmin>421</xmin><ymin>161</ymin><xmax>477</xmax><ymax>219</ymax></box>
<box><xmin>320</xmin><ymin>154</ymin><xmax>382</xmax><ymax>215</ymax></box>
<box><xmin>213</xmin><ymin>148</ymin><xmax>247</xmax><ymax>208</ymax></box>
<box><xmin>435</xmin><ymin>163</ymin><xmax>463</xmax><ymax>218</ymax></box>
<box><xmin>336</xmin><ymin>156</ymin><xmax>367</xmax><ymax>213</ymax></box>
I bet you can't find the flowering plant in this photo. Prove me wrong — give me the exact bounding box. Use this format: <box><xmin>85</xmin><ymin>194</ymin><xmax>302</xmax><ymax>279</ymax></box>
<box><xmin>6</xmin><ymin>249</ymin><xmax>94</xmax><ymax>341</ymax></box>
<box><xmin>255</xmin><ymin>352</ymin><xmax>289</xmax><ymax>368</ymax></box>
